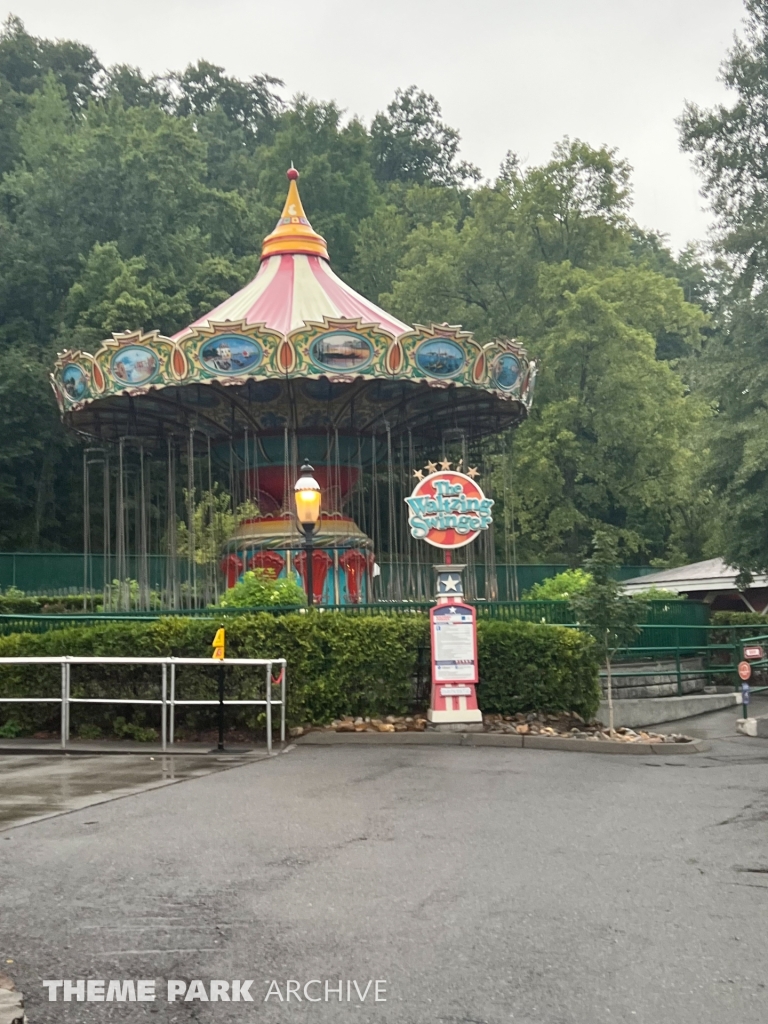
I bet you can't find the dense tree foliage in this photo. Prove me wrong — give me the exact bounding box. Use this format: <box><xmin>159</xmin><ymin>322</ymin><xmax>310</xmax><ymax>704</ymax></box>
<box><xmin>0</xmin><ymin>15</ymin><xmax>709</xmax><ymax>565</ymax></box>
<box><xmin>679</xmin><ymin>0</ymin><xmax>768</xmax><ymax>575</ymax></box>
<box><xmin>375</xmin><ymin>142</ymin><xmax>708</xmax><ymax>562</ymax></box>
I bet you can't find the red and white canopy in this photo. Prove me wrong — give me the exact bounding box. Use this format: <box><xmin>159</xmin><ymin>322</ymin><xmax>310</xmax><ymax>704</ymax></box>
<box><xmin>173</xmin><ymin>169</ymin><xmax>409</xmax><ymax>341</ymax></box>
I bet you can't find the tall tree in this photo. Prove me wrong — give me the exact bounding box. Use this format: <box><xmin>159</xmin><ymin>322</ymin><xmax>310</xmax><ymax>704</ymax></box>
<box><xmin>679</xmin><ymin>0</ymin><xmax>768</xmax><ymax>573</ymax></box>
<box><xmin>370</xmin><ymin>86</ymin><xmax>479</xmax><ymax>188</ymax></box>
<box><xmin>379</xmin><ymin>141</ymin><xmax>708</xmax><ymax>563</ymax></box>
<box><xmin>508</xmin><ymin>264</ymin><xmax>706</xmax><ymax>562</ymax></box>
<box><xmin>0</xmin><ymin>15</ymin><xmax>102</xmax><ymax>175</ymax></box>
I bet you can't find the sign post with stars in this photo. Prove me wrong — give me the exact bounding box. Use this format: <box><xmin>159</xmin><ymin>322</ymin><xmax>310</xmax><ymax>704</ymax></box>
<box><xmin>405</xmin><ymin>464</ymin><xmax>492</xmax><ymax>727</ymax></box>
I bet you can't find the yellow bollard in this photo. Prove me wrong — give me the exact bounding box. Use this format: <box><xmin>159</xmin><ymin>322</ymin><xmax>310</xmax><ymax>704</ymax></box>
<box><xmin>212</xmin><ymin>627</ymin><xmax>225</xmax><ymax>660</ymax></box>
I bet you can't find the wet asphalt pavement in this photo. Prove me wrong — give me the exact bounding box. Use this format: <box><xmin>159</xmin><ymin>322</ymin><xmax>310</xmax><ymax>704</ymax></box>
<box><xmin>2</xmin><ymin>705</ymin><xmax>768</xmax><ymax>1024</ymax></box>
<box><xmin>0</xmin><ymin>753</ymin><xmax>260</xmax><ymax>831</ymax></box>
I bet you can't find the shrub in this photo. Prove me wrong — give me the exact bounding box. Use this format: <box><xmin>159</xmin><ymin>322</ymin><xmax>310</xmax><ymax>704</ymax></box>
<box><xmin>218</xmin><ymin>568</ymin><xmax>306</xmax><ymax>608</ymax></box>
<box><xmin>0</xmin><ymin>590</ymin><xmax>105</xmax><ymax>614</ymax></box>
<box><xmin>709</xmin><ymin>611</ymin><xmax>768</xmax><ymax>656</ymax></box>
<box><xmin>0</xmin><ymin>613</ymin><xmax>600</xmax><ymax>734</ymax></box>
<box><xmin>711</xmin><ymin>611</ymin><xmax>768</xmax><ymax>626</ymax></box>
<box><xmin>112</xmin><ymin>716</ymin><xmax>157</xmax><ymax>742</ymax></box>
<box><xmin>629</xmin><ymin>586</ymin><xmax>682</xmax><ymax>601</ymax></box>
<box><xmin>477</xmin><ymin>620</ymin><xmax>600</xmax><ymax>720</ymax></box>
<box><xmin>523</xmin><ymin>569</ymin><xmax>592</xmax><ymax>601</ymax></box>
<box><xmin>0</xmin><ymin>612</ymin><xmax>428</xmax><ymax>734</ymax></box>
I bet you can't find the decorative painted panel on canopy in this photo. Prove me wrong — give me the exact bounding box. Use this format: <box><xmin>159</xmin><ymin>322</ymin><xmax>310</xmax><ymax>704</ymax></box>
<box><xmin>50</xmin><ymin>168</ymin><xmax>536</xmax><ymax>445</ymax></box>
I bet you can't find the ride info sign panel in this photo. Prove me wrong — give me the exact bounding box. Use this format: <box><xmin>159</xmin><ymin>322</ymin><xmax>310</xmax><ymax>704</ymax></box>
<box><xmin>431</xmin><ymin>604</ymin><xmax>478</xmax><ymax>682</ymax></box>
<box><xmin>428</xmin><ymin>603</ymin><xmax>482</xmax><ymax>724</ymax></box>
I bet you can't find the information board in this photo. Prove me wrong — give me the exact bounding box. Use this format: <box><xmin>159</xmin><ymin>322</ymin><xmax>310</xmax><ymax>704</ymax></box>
<box><xmin>430</xmin><ymin>603</ymin><xmax>478</xmax><ymax>683</ymax></box>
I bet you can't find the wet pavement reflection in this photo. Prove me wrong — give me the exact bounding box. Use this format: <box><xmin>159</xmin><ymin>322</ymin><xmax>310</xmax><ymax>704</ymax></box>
<box><xmin>0</xmin><ymin>754</ymin><xmax>256</xmax><ymax>830</ymax></box>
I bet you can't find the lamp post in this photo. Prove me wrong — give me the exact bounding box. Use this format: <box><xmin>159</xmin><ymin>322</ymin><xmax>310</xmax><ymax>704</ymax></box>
<box><xmin>294</xmin><ymin>462</ymin><xmax>322</xmax><ymax>606</ymax></box>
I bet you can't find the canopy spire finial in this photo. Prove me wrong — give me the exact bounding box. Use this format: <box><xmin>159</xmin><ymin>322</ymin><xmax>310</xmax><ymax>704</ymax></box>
<box><xmin>261</xmin><ymin>166</ymin><xmax>328</xmax><ymax>260</ymax></box>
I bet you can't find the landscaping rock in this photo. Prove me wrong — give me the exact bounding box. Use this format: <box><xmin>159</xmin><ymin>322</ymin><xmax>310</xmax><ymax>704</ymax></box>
<box><xmin>300</xmin><ymin>709</ymin><xmax>693</xmax><ymax>745</ymax></box>
<box><xmin>0</xmin><ymin>975</ymin><xmax>25</xmax><ymax>1024</ymax></box>
<box><xmin>479</xmin><ymin>710</ymin><xmax>691</xmax><ymax>745</ymax></box>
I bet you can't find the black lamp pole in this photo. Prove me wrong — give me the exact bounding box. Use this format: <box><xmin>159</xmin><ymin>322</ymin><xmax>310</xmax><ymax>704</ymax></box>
<box><xmin>302</xmin><ymin>522</ymin><xmax>316</xmax><ymax>607</ymax></box>
<box><xmin>295</xmin><ymin>461</ymin><xmax>321</xmax><ymax>607</ymax></box>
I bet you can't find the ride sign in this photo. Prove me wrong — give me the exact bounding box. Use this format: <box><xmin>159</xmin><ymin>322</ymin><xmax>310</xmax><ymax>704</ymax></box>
<box><xmin>406</xmin><ymin>466</ymin><xmax>489</xmax><ymax>725</ymax></box>
<box><xmin>428</xmin><ymin>602</ymin><xmax>482</xmax><ymax>723</ymax></box>
<box><xmin>431</xmin><ymin>603</ymin><xmax>478</xmax><ymax>682</ymax></box>
<box><xmin>405</xmin><ymin>471</ymin><xmax>493</xmax><ymax>550</ymax></box>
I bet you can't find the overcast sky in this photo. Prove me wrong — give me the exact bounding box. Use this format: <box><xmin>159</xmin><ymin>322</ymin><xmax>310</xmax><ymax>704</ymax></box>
<box><xmin>3</xmin><ymin>0</ymin><xmax>747</xmax><ymax>250</ymax></box>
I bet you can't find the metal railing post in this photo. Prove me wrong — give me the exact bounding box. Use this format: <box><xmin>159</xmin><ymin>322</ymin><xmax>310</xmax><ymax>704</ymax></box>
<box><xmin>266</xmin><ymin>662</ymin><xmax>272</xmax><ymax>755</ymax></box>
<box><xmin>60</xmin><ymin>659</ymin><xmax>67</xmax><ymax>750</ymax></box>
<box><xmin>731</xmin><ymin>628</ymin><xmax>737</xmax><ymax>686</ymax></box>
<box><xmin>675</xmin><ymin>647</ymin><xmax>682</xmax><ymax>697</ymax></box>
<box><xmin>170</xmin><ymin>661</ymin><xmax>175</xmax><ymax>746</ymax></box>
<box><xmin>65</xmin><ymin>659</ymin><xmax>71</xmax><ymax>744</ymax></box>
<box><xmin>281</xmin><ymin>662</ymin><xmax>286</xmax><ymax>745</ymax></box>
<box><xmin>161</xmin><ymin>663</ymin><xmax>167</xmax><ymax>752</ymax></box>
<box><xmin>217</xmin><ymin>663</ymin><xmax>225</xmax><ymax>752</ymax></box>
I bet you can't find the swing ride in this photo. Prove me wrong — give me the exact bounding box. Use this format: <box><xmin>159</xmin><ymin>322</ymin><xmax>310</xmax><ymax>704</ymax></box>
<box><xmin>50</xmin><ymin>168</ymin><xmax>536</xmax><ymax>608</ymax></box>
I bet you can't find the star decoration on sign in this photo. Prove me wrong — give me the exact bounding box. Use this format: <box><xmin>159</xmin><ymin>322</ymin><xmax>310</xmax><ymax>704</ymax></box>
<box><xmin>442</xmin><ymin>574</ymin><xmax>460</xmax><ymax>592</ymax></box>
<box><xmin>439</xmin><ymin>458</ymin><xmax>452</xmax><ymax>471</ymax></box>
<box><xmin>425</xmin><ymin>460</ymin><xmax>438</xmax><ymax>474</ymax></box>
<box><xmin>413</xmin><ymin>468</ymin><xmax>424</xmax><ymax>481</ymax></box>
<box><xmin>467</xmin><ymin>466</ymin><xmax>480</xmax><ymax>479</ymax></box>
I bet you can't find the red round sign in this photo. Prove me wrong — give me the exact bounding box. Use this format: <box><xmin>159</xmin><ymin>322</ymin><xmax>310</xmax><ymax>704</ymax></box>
<box><xmin>405</xmin><ymin>471</ymin><xmax>494</xmax><ymax>550</ymax></box>
<box><xmin>738</xmin><ymin>660</ymin><xmax>752</xmax><ymax>681</ymax></box>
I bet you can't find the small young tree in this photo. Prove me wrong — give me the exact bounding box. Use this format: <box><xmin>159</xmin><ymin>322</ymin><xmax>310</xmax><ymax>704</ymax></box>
<box><xmin>570</xmin><ymin>532</ymin><xmax>647</xmax><ymax>733</ymax></box>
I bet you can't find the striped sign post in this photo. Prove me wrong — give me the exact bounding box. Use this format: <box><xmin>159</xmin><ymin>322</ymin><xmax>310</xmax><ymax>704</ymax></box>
<box><xmin>406</xmin><ymin>467</ymin><xmax>493</xmax><ymax>728</ymax></box>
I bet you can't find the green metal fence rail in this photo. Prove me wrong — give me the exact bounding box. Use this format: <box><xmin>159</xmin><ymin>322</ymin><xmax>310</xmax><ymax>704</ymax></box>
<box><xmin>592</xmin><ymin>622</ymin><xmax>768</xmax><ymax>697</ymax></box>
<box><xmin>0</xmin><ymin>553</ymin><xmax>659</xmax><ymax>599</ymax></box>
<box><xmin>0</xmin><ymin>598</ymin><xmax>706</xmax><ymax>633</ymax></box>
<box><xmin>728</xmin><ymin>632</ymin><xmax>768</xmax><ymax>715</ymax></box>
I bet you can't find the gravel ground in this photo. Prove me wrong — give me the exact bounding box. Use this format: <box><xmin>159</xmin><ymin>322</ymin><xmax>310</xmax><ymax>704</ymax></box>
<box><xmin>2</xmin><ymin>710</ymin><xmax>768</xmax><ymax>1024</ymax></box>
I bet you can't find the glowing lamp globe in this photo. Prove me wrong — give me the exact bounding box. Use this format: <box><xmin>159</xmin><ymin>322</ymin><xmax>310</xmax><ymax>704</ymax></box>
<box><xmin>294</xmin><ymin>463</ymin><xmax>322</xmax><ymax>527</ymax></box>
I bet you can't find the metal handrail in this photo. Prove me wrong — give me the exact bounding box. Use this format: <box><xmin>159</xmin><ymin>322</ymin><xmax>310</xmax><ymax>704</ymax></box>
<box><xmin>0</xmin><ymin>656</ymin><xmax>286</xmax><ymax>754</ymax></box>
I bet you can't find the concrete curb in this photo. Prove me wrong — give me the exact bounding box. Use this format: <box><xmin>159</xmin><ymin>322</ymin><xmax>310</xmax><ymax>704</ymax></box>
<box><xmin>296</xmin><ymin>731</ymin><xmax>710</xmax><ymax>755</ymax></box>
<box><xmin>0</xmin><ymin>741</ymin><xmax>264</xmax><ymax>756</ymax></box>
<box><xmin>3</xmin><ymin>733</ymin><xmax>709</xmax><ymax>757</ymax></box>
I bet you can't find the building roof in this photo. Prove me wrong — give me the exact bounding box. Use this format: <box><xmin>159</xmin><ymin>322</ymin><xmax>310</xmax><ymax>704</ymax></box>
<box><xmin>171</xmin><ymin>168</ymin><xmax>409</xmax><ymax>341</ymax></box>
<box><xmin>622</xmin><ymin>557</ymin><xmax>768</xmax><ymax>595</ymax></box>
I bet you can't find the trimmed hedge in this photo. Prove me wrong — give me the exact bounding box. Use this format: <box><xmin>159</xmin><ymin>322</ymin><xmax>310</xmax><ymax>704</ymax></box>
<box><xmin>711</xmin><ymin>611</ymin><xmax>768</xmax><ymax>627</ymax></box>
<box><xmin>0</xmin><ymin>612</ymin><xmax>599</xmax><ymax>736</ymax></box>
<box><xmin>0</xmin><ymin>593</ymin><xmax>92</xmax><ymax>614</ymax></box>
<box><xmin>477</xmin><ymin>620</ymin><xmax>599</xmax><ymax>719</ymax></box>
